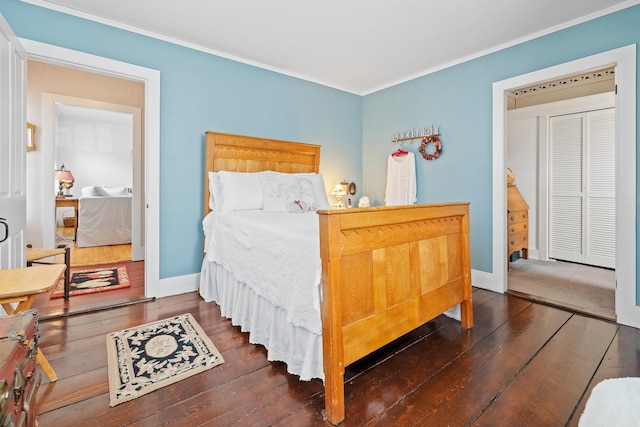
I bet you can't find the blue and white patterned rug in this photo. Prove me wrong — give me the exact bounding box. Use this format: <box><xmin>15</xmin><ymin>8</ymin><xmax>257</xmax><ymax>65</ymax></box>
<box><xmin>106</xmin><ymin>313</ymin><xmax>224</xmax><ymax>406</ymax></box>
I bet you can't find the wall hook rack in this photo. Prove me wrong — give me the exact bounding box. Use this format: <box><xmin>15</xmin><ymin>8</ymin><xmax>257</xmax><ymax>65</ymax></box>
<box><xmin>392</xmin><ymin>125</ymin><xmax>440</xmax><ymax>145</ymax></box>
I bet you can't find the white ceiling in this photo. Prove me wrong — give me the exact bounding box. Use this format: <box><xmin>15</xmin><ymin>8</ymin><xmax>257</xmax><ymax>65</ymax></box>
<box><xmin>27</xmin><ymin>0</ymin><xmax>639</xmax><ymax>95</ymax></box>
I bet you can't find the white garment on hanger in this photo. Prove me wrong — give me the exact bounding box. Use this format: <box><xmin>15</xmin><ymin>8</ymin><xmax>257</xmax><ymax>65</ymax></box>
<box><xmin>385</xmin><ymin>152</ymin><xmax>417</xmax><ymax>206</ymax></box>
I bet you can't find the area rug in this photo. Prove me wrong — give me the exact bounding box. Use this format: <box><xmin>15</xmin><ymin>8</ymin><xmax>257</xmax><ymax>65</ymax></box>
<box><xmin>579</xmin><ymin>377</ymin><xmax>640</xmax><ymax>426</ymax></box>
<box><xmin>50</xmin><ymin>265</ymin><xmax>130</xmax><ymax>299</ymax></box>
<box><xmin>106</xmin><ymin>313</ymin><xmax>224</xmax><ymax>406</ymax></box>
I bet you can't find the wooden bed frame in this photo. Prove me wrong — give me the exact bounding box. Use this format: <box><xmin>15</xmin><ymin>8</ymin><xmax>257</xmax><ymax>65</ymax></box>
<box><xmin>204</xmin><ymin>131</ymin><xmax>473</xmax><ymax>424</ymax></box>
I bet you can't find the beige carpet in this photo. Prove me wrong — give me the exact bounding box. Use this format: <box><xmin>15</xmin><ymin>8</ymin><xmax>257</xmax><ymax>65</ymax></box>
<box><xmin>508</xmin><ymin>258</ymin><xmax>615</xmax><ymax>320</ymax></box>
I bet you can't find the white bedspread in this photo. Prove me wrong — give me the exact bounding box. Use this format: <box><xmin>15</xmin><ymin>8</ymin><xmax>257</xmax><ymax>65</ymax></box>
<box><xmin>201</xmin><ymin>211</ymin><xmax>322</xmax><ymax>335</ymax></box>
<box><xmin>77</xmin><ymin>195</ymin><xmax>132</xmax><ymax>247</ymax></box>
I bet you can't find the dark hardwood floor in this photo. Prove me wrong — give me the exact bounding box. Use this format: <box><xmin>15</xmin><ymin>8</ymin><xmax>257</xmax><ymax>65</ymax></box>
<box><xmin>34</xmin><ymin>285</ymin><xmax>639</xmax><ymax>426</ymax></box>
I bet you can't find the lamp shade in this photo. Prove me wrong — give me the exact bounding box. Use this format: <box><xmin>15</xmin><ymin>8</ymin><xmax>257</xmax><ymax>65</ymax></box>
<box><xmin>55</xmin><ymin>167</ymin><xmax>75</xmax><ymax>197</ymax></box>
<box><xmin>55</xmin><ymin>170</ymin><xmax>75</xmax><ymax>182</ymax></box>
<box><xmin>330</xmin><ymin>183</ymin><xmax>347</xmax><ymax>197</ymax></box>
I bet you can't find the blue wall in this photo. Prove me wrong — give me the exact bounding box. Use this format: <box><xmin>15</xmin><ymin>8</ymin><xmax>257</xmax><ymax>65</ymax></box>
<box><xmin>0</xmin><ymin>1</ymin><xmax>363</xmax><ymax>279</ymax></box>
<box><xmin>362</xmin><ymin>5</ymin><xmax>640</xmax><ymax>274</ymax></box>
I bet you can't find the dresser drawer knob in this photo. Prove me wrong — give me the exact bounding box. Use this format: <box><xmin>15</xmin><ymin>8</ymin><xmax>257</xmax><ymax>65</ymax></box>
<box><xmin>510</xmin><ymin>227</ymin><xmax>515</xmax><ymax>232</ymax></box>
<box><xmin>510</xmin><ymin>240</ymin><xmax>515</xmax><ymax>245</ymax></box>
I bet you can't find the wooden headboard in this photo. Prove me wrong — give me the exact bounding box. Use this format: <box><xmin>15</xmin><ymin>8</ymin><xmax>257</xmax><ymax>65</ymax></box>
<box><xmin>204</xmin><ymin>132</ymin><xmax>321</xmax><ymax>216</ymax></box>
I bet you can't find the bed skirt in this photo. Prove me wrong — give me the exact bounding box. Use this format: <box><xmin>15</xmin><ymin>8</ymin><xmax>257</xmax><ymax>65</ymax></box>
<box><xmin>199</xmin><ymin>259</ymin><xmax>324</xmax><ymax>381</ymax></box>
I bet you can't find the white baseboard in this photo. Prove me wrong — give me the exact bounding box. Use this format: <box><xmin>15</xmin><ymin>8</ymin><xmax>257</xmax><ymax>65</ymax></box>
<box><xmin>151</xmin><ymin>268</ymin><xmax>503</xmax><ymax>301</ymax></box>
<box><xmin>471</xmin><ymin>268</ymin><xmax>501</xmax><ymax>293</ymax></box>
<box><xmin>148</xmin><ymin>272</ymin><xmax>199</xmax><ymax>299</ymax></box>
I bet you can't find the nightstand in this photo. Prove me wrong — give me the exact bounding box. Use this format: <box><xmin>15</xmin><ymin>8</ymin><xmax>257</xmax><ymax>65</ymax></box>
<box><xmin>55</xmin><ymin>197</ymin><xmax>79</xmax><ymax>240</ymax></box>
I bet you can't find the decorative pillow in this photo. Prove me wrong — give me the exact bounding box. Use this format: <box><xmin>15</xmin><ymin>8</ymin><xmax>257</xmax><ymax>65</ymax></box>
<box><xmin>260</xmin><ymin>173</ymin><xmax>301</xmax><ymax>212</ymax></box>
<box><xmin>296</xmin><ymin>173</ymin><xmax>331</xmax><ymax>209</ymax></box>
<box><xmin>218</xmin><ymin>171</ymin><xmax>263</xmax><ymax>212</ymax></box>
<box><xmin>288</xmin><ymin>200</ymin><xmax>308</xmax><ymax>213</ymax></box>
<box><xmin>299</xmin><ymin>178</ymin><xmax>317</xmax><ymax>211</ymax></box>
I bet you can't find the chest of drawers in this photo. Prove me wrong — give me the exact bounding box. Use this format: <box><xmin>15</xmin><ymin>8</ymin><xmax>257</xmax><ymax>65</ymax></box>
<box><xmin>507</xmin><ymin>185</ymin><xmax>529</xmax><ymax>267</ymax></box>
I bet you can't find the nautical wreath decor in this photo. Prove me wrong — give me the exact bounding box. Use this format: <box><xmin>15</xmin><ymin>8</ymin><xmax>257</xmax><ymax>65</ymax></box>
<box><xmin>419</xmin><ymin>135</ymin><xmax>442</xmax><ymax>161</ymax></box>
<box><xmin>106</xmin><ymin>313</ymin><xmax>224</xmax><ymax>406</ymax></box>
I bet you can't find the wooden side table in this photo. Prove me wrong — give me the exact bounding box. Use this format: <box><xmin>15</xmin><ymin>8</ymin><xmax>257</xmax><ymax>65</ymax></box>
<box><xmin>55</xmin><ymin>197</ymin><xmax>79</xmax><ymax>240</ymax></box>
<box><xmin>0</xmin><ymin>264</ymin><xmax>65</xmax><ymax>381</ymax></box>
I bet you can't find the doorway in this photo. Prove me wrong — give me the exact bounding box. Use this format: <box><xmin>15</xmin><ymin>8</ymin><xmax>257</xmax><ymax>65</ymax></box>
<box><xmin>491</xmin><ymin>45</ymin><xmax>638</xmax><ymax>328</ymax></box>
<box><xmin>505</xmin><ymin>76</ymin><xmax>616</xmax><ymax>319</ymax></box>
<box><xmin>22</xmin><ymin>38</ymin><xmax>161</xmax><ymax>302</ymax></box>
<box><xmin>47</xmin><ymin>99</ymin><xmax>143</xmax><ymax>260</ymax></box>
<box><xmin>53</xmin><ymin>102</ymin><xmax>138</xmax><ymax>268</ymax></box>
<box><xmin>25</xmin><ymin>61</ymin><xmax>146</xmax><ymax>313</ymax></box>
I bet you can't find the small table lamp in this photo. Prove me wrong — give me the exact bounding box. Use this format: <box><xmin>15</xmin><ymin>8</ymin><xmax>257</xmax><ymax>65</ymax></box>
<box><xmin>55</xmin><ymin>165</ymin><xmax>75</xmax><ymax>198</ymax></box>
<box><xmin>330</xmin><ymin>182</ymin><xmax>347</xmax><ymax>209</ymax></box>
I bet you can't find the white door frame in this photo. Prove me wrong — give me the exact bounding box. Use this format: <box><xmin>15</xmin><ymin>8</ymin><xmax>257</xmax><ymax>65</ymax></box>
<box><xmin>491</xmin><ymin>45</ymin><xmax>637</xmax><ymax>328</ymax></box>
<box><xmin>21</xmin><ymin>39</ymin><xmax>161</xmax><ymax>297</ymax></box>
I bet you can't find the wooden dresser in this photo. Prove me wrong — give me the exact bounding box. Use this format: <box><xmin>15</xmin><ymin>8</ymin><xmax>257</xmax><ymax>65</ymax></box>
<box><xmin>507</xmin><ymin>184</ymin><xmax>529</xmax><ymax>267</ymax></box>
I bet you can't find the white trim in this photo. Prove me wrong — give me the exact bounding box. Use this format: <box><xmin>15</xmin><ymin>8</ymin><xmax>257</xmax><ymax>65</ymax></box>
<box><xmin>152</xmin><ymin>272</ymin><xmax>199</xmax><ymax>299</ymax></box>
<box><xmin>20</xmin><ymin>0</ymin><xmax>640</xmax><ymax>96</ymax></box>
<box><xmin>507</xmin><ymin>93</ymin><xmax>615</xmax><ymax>120</ymax></box>
<box><xmin>471</xmin><ymin>269</ymin><xmax>494</xmax><ymax>291</ymax></box>
<box><xmin>492</xmin><ymin>45</ymin><xmax>638</xmax><ymax>328</ymax></box>
<box><xmin>20</xmin><ymin>38</ymin><xmax>163</xmax><ymax>298</ymax></box>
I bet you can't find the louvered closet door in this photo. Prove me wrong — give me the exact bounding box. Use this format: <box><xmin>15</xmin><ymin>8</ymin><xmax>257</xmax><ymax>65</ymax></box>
<box><xmin>549</xmin><ymin>108</ymin><xmax>615</xmax><ymax>269</ymax></box>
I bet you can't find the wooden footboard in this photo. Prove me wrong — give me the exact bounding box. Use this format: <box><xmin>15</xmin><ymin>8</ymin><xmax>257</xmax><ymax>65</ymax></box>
<box><xmin>318</xmin><ymin>202</ymin><xmax>473</xmax><ymax>424</ymax></box>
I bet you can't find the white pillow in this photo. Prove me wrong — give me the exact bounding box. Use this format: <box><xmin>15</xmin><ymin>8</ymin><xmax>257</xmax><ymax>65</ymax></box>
<box><xmin>103</xmin><ymin>186</ymin><xmax>128</xmax><ymax>196</ymax></box>
<box><xmin>81</xmin><ymin>185</ymin><xmax>109</xmax><ymax>196</ymax></box>
<box><xmin>207</xmin><ymin>172</ymin><xmax>223</xmax><ymax>211</ymax></box>
<box><xmin>218</xmin><ymin>171</ymin><xmax>263</xmax><ymax>212</ymax></box>
<box><xmin>260</xmin><ymin>173</ymin><xmax>301</xmax><ymax>212</ymax></box>
<box><xmin>299</xmin><ymin>177</ymin><xmax>317</xmax><ymax>211</ymax></box>
<box><xmin>296</xmin><ymin>173</ymin><xmax>331</xmax><ymax>209</ymax></box>
<box><xmin>81</xmin><ymin>186</ymin><xmax>94</xmax><ymax>196</ymax></box>
<box><xmin>94</xmin><ymin>186</ymin><xmax>110</xmax><ymax>196</ymax></box>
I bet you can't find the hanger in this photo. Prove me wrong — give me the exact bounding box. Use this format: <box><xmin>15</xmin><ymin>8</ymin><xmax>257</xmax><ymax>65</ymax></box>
<box><xmin>392</xmin><ymin>148</ymin><xmax>408</xmax><ymax>157</ymax></box>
